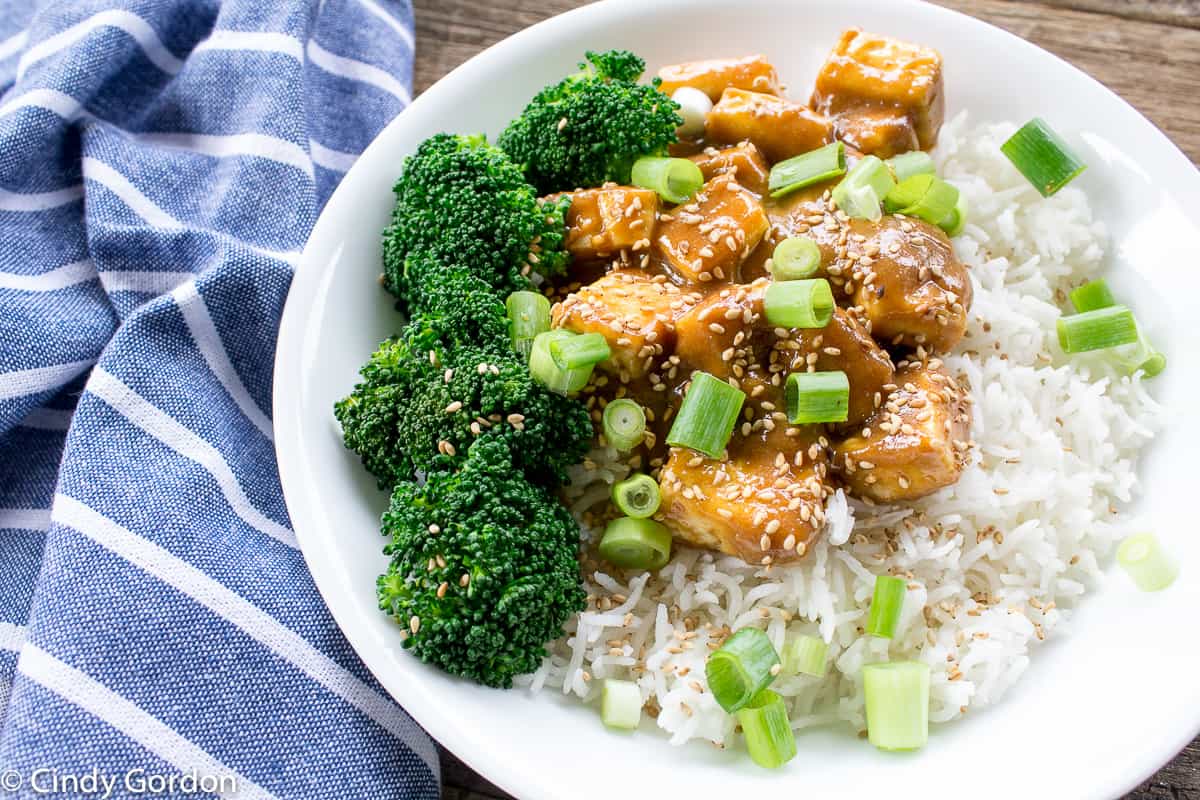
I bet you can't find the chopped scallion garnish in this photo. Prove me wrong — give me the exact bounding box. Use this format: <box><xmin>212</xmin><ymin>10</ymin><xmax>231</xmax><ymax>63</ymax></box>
<box><xmin>782</xmin><ymin>634</ymin><xmax>828</xmax><ymax>678</ymax></box>
<box><xmin>784</xmin><ymin>370</ymin><xmax>849</xmax><ymax>424</ymax></box>
<box><xmin>1056</xmin><ymin>305</ymin><xmax>1138</xmax><ymax>353</ymax></box>
<box><xmin>763</xmin><ymin>278</ymin><xmax>834</xmax><ymax>329</ymax></box>
<box><xmin>666</xmin><ymin>371</ymin><xmax>745</xmax><ymax>459</ymax></box>
<box><xmin>612</xmin><ymin>474</ymin><xmax>661</xmax><ymax>519</ymax></box>
<box><xmin>768</xmin><ymin>141</ymin><xmax>847</xmax><ymax>199</ymax></box>
<box><xmin>631</xmin><ymin>156</ymin><xmax>704</xmax><ymax>205</ymax></box>
<box><xmin>886</xmin><ymin>150</ymin><xmax>936</xmax><ymax>182</ymax></box>
<box><xmin>866</xmin><ymin>574</ymin><xmax>906</xmax><ymax>639</ymax></box>
<box><xmin>706</xmin><ymin>628</ymin><xmax>780</xmax><ymax>713</ymax></box>
<box><xmin>883</xmin><ymin>174</ymin><xmax>960</xmax><ymax>229</ymax></box>
<box><xmin>1000</xmin><ymin>118</ymin><xmax>1087</xmax><ymax>197</ymax></box>
<box><xmin>602</xmin><ymin>398</ymin><xmax>646</xmax><ymax>452</ymax></box>
<box><xmin>529</xmin><ymin>330</ymin><xmax>593</xmax><ymax>395</ymax></box>
<box><xmin>1069</xmin><ymin>279</ymin><xmax>1117</xmax><ymax>313</ymax></box>
<box><xmin>598</xmin><ymin>517</ymin><xmax>672</xmax><ymax>570</ymax></box>
<box><xmin>1117</xmin><ymin>533</ymin><xmax>1177</xmax><ymax>591</ymax></box>
<box><xmin>770</xmin><ymin>236</ymin><xmax>822</xmax><ymax>281</ymax></box>
<box><xmin>831</xmin><ymin>155</ymin><xmax>895</xmax><ymax>221</ymax></box>
<box><xmin>939</xmin><ymin>191</ymin><xmax>969</xmax><ymax>237</ymax></box>
<box><xmin>549</xmin><ymin>331</ymin><xmax>611</xmax><ymax>370</ymax></box>
<box><xmin>506</xmin><ymin>291</ymin><xmax>551</xmax><ymax>358</ymax></box>
<box><xmin>736</xmin><ymin>690</ymin><xmax>797</xmax><ymax>769</ymax></box>
<box><xmin>600</xmin><ymin>679</ymin><xmax>643</xmax><ymax>730</ymax></box>
<box><xmin>863</xmin><ymin>662</ymin><xmax>930</xmax><ymax>751</ymax></box>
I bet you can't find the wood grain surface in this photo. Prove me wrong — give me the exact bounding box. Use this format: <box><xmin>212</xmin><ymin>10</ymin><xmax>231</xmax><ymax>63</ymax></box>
<box><xmin>409</xmin><ymin>1</ymin><xmax>1200</xmax><ymax>797</ymax></box>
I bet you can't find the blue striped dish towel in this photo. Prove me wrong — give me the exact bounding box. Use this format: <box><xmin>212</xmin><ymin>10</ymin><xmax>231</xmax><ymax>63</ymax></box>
<box><xmin>0</xmin><ymin>0</ymin><xmax>441</xmax><ymax>796</ymax></box>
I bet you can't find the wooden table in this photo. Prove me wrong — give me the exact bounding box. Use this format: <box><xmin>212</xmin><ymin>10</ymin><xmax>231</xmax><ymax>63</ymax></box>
<box><xmin>410</xmin><ymin>2</ymin><xmax>1200</xmax><ymax>797</ymax></box>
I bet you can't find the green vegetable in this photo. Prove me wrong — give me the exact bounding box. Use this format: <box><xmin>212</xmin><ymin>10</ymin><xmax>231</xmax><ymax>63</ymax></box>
<box><xmin>666</xmin><ymin>371</ymin><xmax>745</xmax><ymax>459</ymax></box>
<box><xmin>550</xmin><ymin>331</ymin><xmax>611</xmax><ymax>370</ymax></box>
<box><xmin>499</xmin><ymin>50</ymin><xmax>683</xmax><ymax>194</ymax></box>
<box><xmin>782</xmin><ymin>635</ymin><xmax>828</xmax><ymax>678</ymax></box>
<box><xmin>611</xmin><ymin>474</ymin><xmax>660</xmax><ymax>519</ymax></box>
<box><xmin>1066</xmin><ymin>281</ymin><xmax>1164</xmax><ymax>376</ymax></box>
<box><xmin>886</xmin><ymin>150</ymin><xmax>936</xmax><ymax>182</ymax></box>
<box><xmin>631</xmin><ymin>156</ymin><xmax>703</xmax><ymax>204</ymax></box>
<box><xmin>601</xmin><ymin>679</ymin><xmax>643</xmax><ymax>729</ymax></box>
<box><xmin>832</xmin><ymin>155</ymin><xmax>895</xmax><ymax>221</ymax></box>
<box><xmin>939</xmin><ymin>191</ymin><xmax>969</xmax><ymax>237</ymax></box>
<box><xmin>377</xmin><ymin>438</ymin><xmax>586</xmax><ymax>688</ymax></box>
<box><xmin>529</xmin><ymin>329</ymin><xmax>594</xmax><ymax>395</ymax></box>
<box><xmin>736</xmin><ymin>690</ymin><xmax>797</xmax><ymax>769</ymax></box>
<box><xmin>507</xmin><ymin>291</ymin><xmax>551</xmax><ymax>358</ymax></box>
<box><xmin>863</xmin><ymin>662</ymin><xmax>930</xmax><ymax>751</ymax></box>
<box><xmin>334</xmin><ymin>287</ymin><xmax>592</xmax><ymax>488</ymax></box>
<box><xmin>381</xmin><ymin>133</ymin><xmax>571</xmax><ymax>309</ymax></box>
<box><xmin>768</xmin><ymin>142</ymin><xmax>846</xmax><ymax>199</ymax></box>
<box><xmin>785</xmin><ymin>371</ymin><xmax>849</xmax><ymax>424</ymax></box>
<box><xmin>866</xmin><ymin>575</ymin><xmax>907</xmax><ymax>639</ymax></box>
<box><xmin>770</xmin><ymin>237</ymin><xmax>822</xmax><ymax>281</ymax></box>
<box><xmin>706</xmin><ymin>628</ymin><xmax>780</xmax><ymax>713</ymax></box>
<box><xmin>599</xmin><ymin>517</ymin><xmax>672</xmax><ymax>570</ymax></box>
<box><xmin>1056</xmin><ymin>306</ymin><xmax>1138</xmax><ymax>353</ymax></box>
<box><xmin>1000</xmin><ymin>117</ymin><xmax>1087</xmax><ymax>197</ymax></box>
<box><xmin>1070</xmin><ymin>279</ymin><xmax>1117</xmax><ymax>313</ymax></box>
<box><xmin>1117</xmin><ymin>533</ymin><xmax>1177</xmax><ymax>591</ymax></box>
<box><xmin>602</xmin><ymin>399</ymin><xmax>646</xmax><ymax>452</ymax></box>
<box><xmin>883</xmin><ymin>174</ymin><xmax>959</xmax><ymax>229</ymax></box>
<box><xmin>763</xmin><ymin>278</ymin><xmax>834</xmax><ymax>328</ymax></box>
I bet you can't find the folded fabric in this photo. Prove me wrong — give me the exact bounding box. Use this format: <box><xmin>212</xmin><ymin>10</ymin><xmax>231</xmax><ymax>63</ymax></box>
<box><xmin>0</xmin><ymin>0</ymin><xmax>440</xmax><ymax>796</ymax></box>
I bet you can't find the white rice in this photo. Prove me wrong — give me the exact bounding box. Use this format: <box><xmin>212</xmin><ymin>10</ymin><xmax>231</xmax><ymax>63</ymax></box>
<box><xmin>517</xmin><ymin>113</ymin><xmax>1164</xmax><ymax>744</ymax></box>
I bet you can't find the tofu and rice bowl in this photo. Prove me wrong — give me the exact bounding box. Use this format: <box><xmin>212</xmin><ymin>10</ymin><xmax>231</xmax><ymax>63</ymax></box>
<box><xmin>334</xmin><ymin>29</ymin><xmax>1174</xmax><ymax>767</ymax></box>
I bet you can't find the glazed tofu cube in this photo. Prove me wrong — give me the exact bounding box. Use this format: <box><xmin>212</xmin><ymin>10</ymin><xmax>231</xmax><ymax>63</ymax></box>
<box><xmin>833</xmin><ymin>363</ymin><xmax>971</xmax><ymax>502</ymax></box>
<box><xmin>674</xmin><ymin>279</ymin><xmax>768</xmax><ymax>378</ymax></box>
<box><xmin>811</xmin><ymin>29</ymin><xmax>945</xmax><ymax>150</ymax></box>
<box><xmin>654</xmin><ymin>175</ymin><xmax>769</xmax><ymax>283</ymax></box>
<box><xmin>775</xmin><ymin>307</ymin><xmax>895</xmax><ymax>426</ymax></box>
<box><xmin>850</xmin><ymin>216</ymin><xmax>971</xmax><ymax>353</ymax></box>
<box><xmin>832</xmin><ymin>107</ymin><xmax>918</xmax><ymax>159</ymax></box>
<box><xmin>706</xmin><ymin>89</ymin><xmax>834</xmax><ymax>164</ymax></box>
<box><xmin>557</xmin><ymin>186</ymin><xmax>659</xmax><ymax>260</ymax></box>
<box><xmin>659</xmin><ymin>442</ymin><xmax>829</xmax><ymax>563</ymax></box>
<box><xmin>688</xmin><ymin>143</ymin><xmax>770</xmax><ymax>196</ymax></box>
<box><xmin>552</xmin><ymin>269</ymin><xmax>695</xmax><ymax>379</ymax></box>
<box><xmin>657</xmin><ymin>55</ymin><xmax>781</xmax><ymax>103</ymax></box>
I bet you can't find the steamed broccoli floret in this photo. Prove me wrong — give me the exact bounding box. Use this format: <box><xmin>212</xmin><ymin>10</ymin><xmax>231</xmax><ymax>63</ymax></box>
<box><xmin>382</xmin><ymin>133</ymin><xmax>571</xmax><ymax>308</ymax></box>
<box><xmin>498</xmin><ymin>50</ymin><xmax>683</xmax><ymax>194</ymax></box>
<box><xmin>377</xmin><ymin>438</ymin><xmax>586</xmax><ymax>688</ymax></box>
<box><xmin>334</xmin><ymin>287</ymin><xmax>592</xmax><ymax>488</ymax></box>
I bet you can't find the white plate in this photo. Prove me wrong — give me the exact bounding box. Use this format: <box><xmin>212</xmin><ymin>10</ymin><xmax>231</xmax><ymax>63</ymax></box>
<box><xmin>274</xmin><ymin>2</ymin><xmax>1200</xmax><ymax>797</ymax></box>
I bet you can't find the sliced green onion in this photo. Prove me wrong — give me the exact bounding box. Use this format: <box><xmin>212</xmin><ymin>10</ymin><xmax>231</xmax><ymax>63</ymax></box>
<box><xmin>1056</xmin><ymin>305</ymin><xmax>1138</xmax><ymax>353</ymax></box>
<box><xmin>782</xmin><ymin>634</ymin><xmax>828</xmax><ymax>678</ymax></box>
<box><xmin>1136</xmin><ymin>350</ymin><xmax>1167</xmax><ymax>377</ymax></box>
<box><xmin>600</xmin><ymin>679</ymin><xmax>643</xmax><ymax>730</ymax></box>
<box><xmin>863</xmin><ymin>662</ymin><xmax>930</xmax><ymax>751</ymax></box>
<box><xmin>866</xmin><ymin>575</ymin><xmax>907</xmax><ymax>639</ymax></box>
<box><xmin>768</xmin><ymin>142</ymin><xmax>847</xmax><ymax>199</ymax></box>
<box><xmin>763</xmin><ymin>278</ymin><xmax>834</xmax><ymax>328</ymax></box>
<box><xmin>784</xmin><ymin>370</ymin><xmax>848</xmax><ymax>424</ymax></box>
<box><xmin>599</xmin><ymin>517</ymin><xmax>672</xmax><ymax>570</ymax></box>
<box><xmin>666</xmin><ymin>371</ymin><xmax>745</xmax><ymax>459</ymax></box>
<box><xmin>1070</xmin><ymin>279</ymin><xmax>1116</xmax><ymax>313</ymax></box>
<box><xmin>612</xmin><ymin>474</ymin><xmax>661</xmax><ymax>519</ymax></box>
<box><xmin>736</xmin><ymin>690</ymin><xmax>797</xmax><ymax>769</ymax></box>
<box><xmin>1001</xmin><ymin>117</ymin><xmax>1087</xmax><ymax>197</ymax></box>
<box><xmin>506</xmin><ymin>291</ymin><xmax>551</xmax><ymax>358</ymax></box>
<box><xmin>706</xmin><ymin>628</ymin><xmax>780</xmax><ymax>713</ymax></box>
<box><xmin>886</xmin><ymin>150</ymin><xmax>936</xmax><ymax>182</ymax></box>
<box><xmin>939</xmin><ymin>191</ymin><xmax>969</xmax><ymax>237</ymax></box>
<box><xmin>831</xmin><ymin>155</ymin><xmax>895</xmax><ymax>222</ymax></box>
<box><xmin>550</xmin><ymin>331</ymin><xmax>610</xmax><ymax>370</ymax></box>
<box><xmin>529</xmin><ymin>330</ymin><xmax>593</xmax><ymax>394</ymax></box>
<box><xmin>1117</xmin><ymin>533</ymin><xmax>1177</xmax><ymax>591</ymax></box>
<box><xmin>771</xmin><ymin>237</ymin><xmax>821</xmax><ymax>281</ymax></box>
<box><xmin>883</xmin><ymin>174</ymin><xmax>959</xmax><ymax>228</ymax></box>
<box><xmin>602</xmin><ymin>398</ymin><xmax>646</xmax><ymax>451</ymax></box>
<box><xmin>631</xmin><ymin>156</ymin><xmax>704</xmax><ymax>205</ymax></box>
